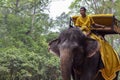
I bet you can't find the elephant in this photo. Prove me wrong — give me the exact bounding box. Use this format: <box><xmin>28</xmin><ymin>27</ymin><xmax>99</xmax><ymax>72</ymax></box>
<box><xmin>48</xmin><ymin>27</ymin><xmax>118</xmax><ymax>80</ymax></box>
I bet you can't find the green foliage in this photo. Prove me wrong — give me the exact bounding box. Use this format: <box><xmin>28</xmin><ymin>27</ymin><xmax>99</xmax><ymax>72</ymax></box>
<box><xmin>0</xmin><ymin>0</ymin><xmax>61</xmax><ymax>80</ymax></box>
<box><xmin>69</xmin><ymin>0</ymin><xmax>120</xmax><ymax>15</ymax></box>
<box><xmin>0</xmin><ymin>47</ymin><xmax>61</xmax><ymax>80</ymax></box>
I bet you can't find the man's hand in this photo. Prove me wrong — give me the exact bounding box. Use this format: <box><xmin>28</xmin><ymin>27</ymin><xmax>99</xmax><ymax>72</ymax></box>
<box><xmin>101</xmin><ymin>25</ymin><xmax>105</xmax><ymax>28</ymax></box>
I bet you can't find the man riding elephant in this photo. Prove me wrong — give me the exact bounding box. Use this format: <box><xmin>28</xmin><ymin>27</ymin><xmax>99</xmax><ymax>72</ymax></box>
<box><xmin>72</xmin><ymin>7</ymin><xmax>120</xmax><ymax>80</ymax></box>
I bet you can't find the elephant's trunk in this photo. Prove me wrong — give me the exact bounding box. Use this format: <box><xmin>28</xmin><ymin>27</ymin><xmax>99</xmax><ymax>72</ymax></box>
<box><xmin>59</xmin><ymin>41</ymin><xmax>76</xmax><ymax>80</ymax></box>
<box><xmin>60</xmin><ymin>48</ymin><xmax>73</xmax><ymax>80</ymax></box>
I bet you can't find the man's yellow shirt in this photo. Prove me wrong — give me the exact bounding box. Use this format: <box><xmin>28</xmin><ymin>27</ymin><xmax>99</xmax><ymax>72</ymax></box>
<box><xmin>72</xmin><ymin>15</ymin><xmax>94</xmax><ymax>30</ymax></box>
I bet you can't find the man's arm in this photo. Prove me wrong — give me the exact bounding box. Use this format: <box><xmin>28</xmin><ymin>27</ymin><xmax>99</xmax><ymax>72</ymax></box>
<box><xmin>92</xmin><ymin>23</ymin><xmax>105</xmax><ymax>28</ymax></box>
<box><xmin>90</xmin><ymin>16</ymin><xmax>105</xmax><ymax>28</ymax></box>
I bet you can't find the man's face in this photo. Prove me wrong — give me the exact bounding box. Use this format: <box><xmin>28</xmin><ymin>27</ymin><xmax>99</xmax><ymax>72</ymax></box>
<box><xmin>80</xmin><ymin>9</ymin><xmax>86</xmax><ymax>15</ymax></box>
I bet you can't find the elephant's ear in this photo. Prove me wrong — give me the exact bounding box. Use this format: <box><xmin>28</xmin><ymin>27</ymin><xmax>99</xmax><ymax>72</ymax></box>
<box><xmin>48</xmin><ymin>38</ymin><xmax>60</xmax><ymax>57</ymax></box>
<box><xmin>84</xmin><ymin>38</ymin><xmax>100</xmax><ymax>57</ymax></box>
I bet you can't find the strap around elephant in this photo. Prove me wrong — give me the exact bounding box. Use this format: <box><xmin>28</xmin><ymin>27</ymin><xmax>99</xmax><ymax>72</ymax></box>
<box><xmin>69</xmin><ymin>17</ymin><xmax>74</xmax><ymax>28</ymax></box>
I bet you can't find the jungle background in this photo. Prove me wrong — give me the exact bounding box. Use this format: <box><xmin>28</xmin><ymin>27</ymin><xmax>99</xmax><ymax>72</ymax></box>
<box><xmin>0</xmin><ymin>0</ymin><xmax>120</xmax><ymax>80</ymax></box>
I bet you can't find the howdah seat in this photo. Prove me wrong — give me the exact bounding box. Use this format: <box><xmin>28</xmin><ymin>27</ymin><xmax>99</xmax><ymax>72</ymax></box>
<box><xmin>72</xmin><ymin>14</ymin><xmax>120</xmax><ymax>36</ymax></box>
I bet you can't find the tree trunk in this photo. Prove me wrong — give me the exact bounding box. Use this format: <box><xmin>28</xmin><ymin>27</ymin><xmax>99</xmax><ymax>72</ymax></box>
<box><xmin>15</xmin><ymin>0</ymin><xmax>19</xmax><ymax>14</ymax></box>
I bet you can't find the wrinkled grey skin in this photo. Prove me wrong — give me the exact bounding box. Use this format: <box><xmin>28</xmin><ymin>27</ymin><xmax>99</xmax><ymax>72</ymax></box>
<box><xmin>48</xmin><ymin>27</ymin><xmax>118</xmax><ymax>80</ymax></box>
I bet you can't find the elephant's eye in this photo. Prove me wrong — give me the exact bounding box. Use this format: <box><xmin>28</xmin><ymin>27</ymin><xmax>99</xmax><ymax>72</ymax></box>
<box><xmin>73</xmin><ymin>46</ymin><xmax>84</xmax><ymax>56</ymax></box>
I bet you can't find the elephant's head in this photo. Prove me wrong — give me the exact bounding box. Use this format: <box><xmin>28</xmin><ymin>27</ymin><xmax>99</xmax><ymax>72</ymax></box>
<box><xmin>48</xmin><ymin>27</ymin><xmax>100</xmax><ymax>80</ymax></box>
